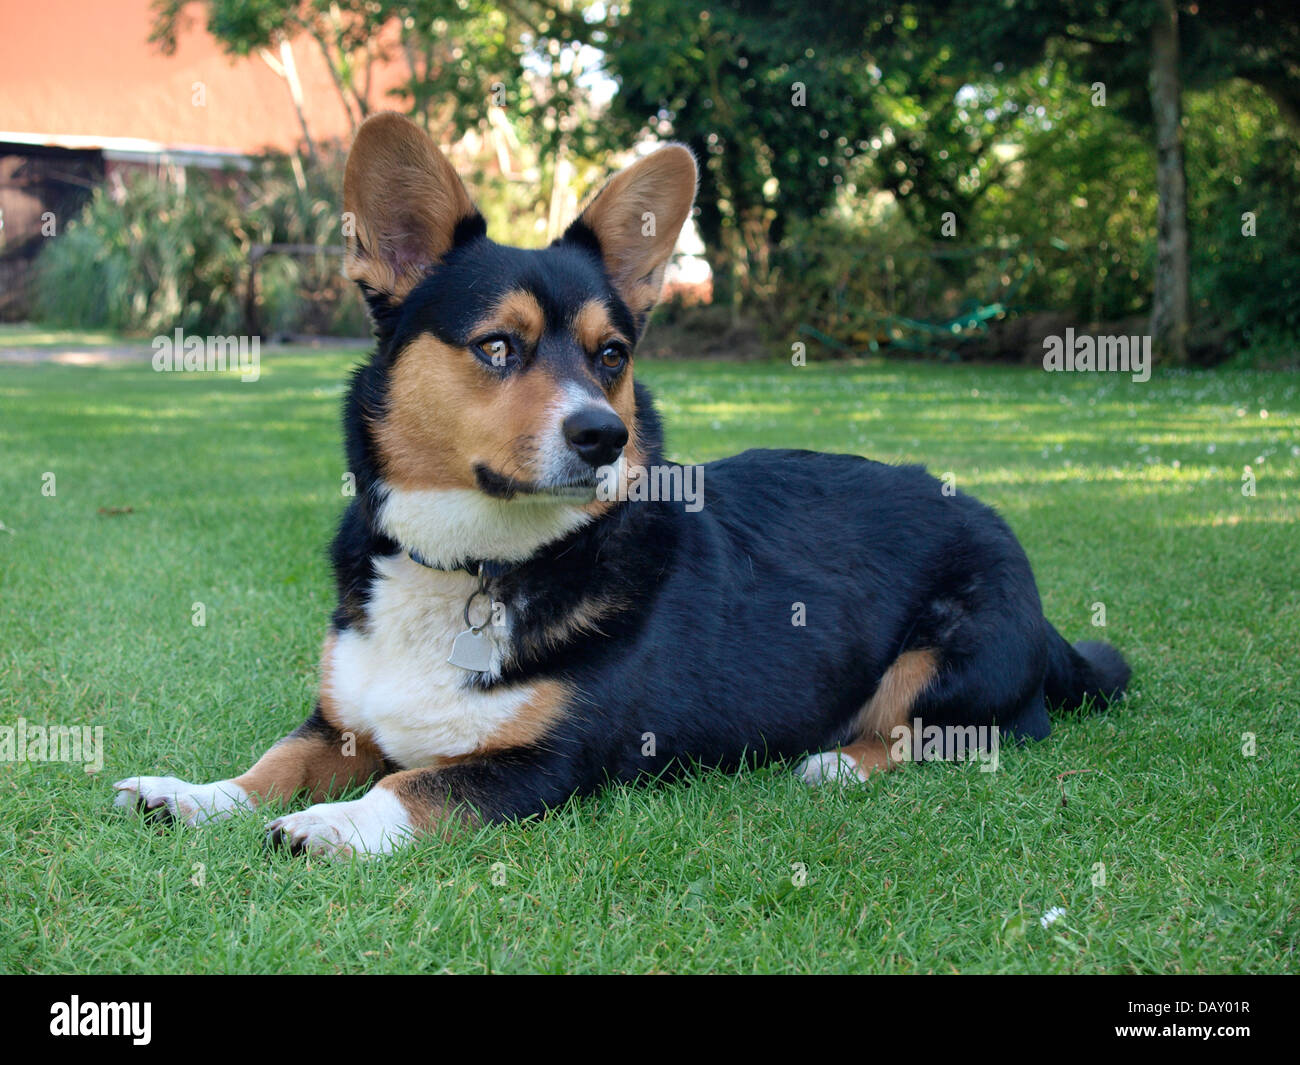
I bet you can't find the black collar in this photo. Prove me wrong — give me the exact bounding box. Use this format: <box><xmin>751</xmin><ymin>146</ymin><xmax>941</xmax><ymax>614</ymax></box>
<box><xmin>406</xmin><ymin>548</ymin><xmax>518</xmax><ymax>580</ymax></box>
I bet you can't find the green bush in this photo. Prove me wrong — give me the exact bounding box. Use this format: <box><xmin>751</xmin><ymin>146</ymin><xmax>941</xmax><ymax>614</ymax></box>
<box><xmin>34</xmin><ymin>154</ymin><xmax>368</xmax><ymax>338</ymax></box>
<box><xmin>975</xmin><ymin>88</ymin><xmax>1156</xmax><ymax>325</ymax></box>
<box><xmin>760</xmin><ymin>75</ymin><xmax>1300</xmax><ymax>363</ymax></box>
<box><xmin>1185</xmin><ymin>82</ymin><xmax>1300</xmax><ymax>347</ymax></box>
<box><xmin>35</xmin><ymin>173</ymin><xmax>244</xmax><ymax>335</ymax></box>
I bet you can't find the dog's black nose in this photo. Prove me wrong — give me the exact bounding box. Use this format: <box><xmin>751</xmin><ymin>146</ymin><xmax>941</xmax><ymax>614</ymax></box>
<box><xmin>563</xmin><ymin>407</ymin><xmax>628</xmax><ymax>469</ymax></box>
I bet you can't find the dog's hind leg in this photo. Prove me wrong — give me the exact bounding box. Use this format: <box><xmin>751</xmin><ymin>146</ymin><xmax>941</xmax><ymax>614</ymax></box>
<box><xmin>997</xmin><ymin>689</ymin><xmax>1051</xmax><ymax>743</ymax></box>
<box><xmin>796</xmin><ymin>649</ymin><xmax>939</xmax><ymax>785</ymax></box>
<box><xmin>797</xmin><ymin>738</ymin><xmax>899</xmax><ymax>785</ymax></box>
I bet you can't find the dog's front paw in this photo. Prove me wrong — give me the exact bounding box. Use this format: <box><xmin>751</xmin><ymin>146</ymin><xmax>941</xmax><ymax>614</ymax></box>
<box><xmin>265</xmin><ymin>790</ymin><xmax>412</xmax><ymax>860</ymax></box>
<box><xmin>112</xmin><ymin>775</ymin><xmax>249</xmax><ymax>825</ymax></box>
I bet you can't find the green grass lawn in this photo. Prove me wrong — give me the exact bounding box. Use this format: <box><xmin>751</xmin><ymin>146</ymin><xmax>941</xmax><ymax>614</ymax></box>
<box><xmin>0</xmin><ymin>341</ymin><xmax>1296</xmax><ymax>974</ymax></box>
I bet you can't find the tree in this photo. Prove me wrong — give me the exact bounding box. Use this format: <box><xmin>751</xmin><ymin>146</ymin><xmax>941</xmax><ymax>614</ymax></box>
<box><xmin>601</xmin><ymin>1</ymin><xmax>880</xmax><ymax>316</ymax></box>
<box><xmin>1150</xmin><ymin>0</ymin><xmax>1189</xmax><ymax>363</ymax></box>
<box><xmin>1180</xmin><ymin>1</ymin><xmax>1300</xmax><ymax>135</ymax></box>
<box><xmin>150</xmin><ymin>1</ymin><xmax>568</xmax><ymax>149</ymax></box>
<box><xmin>880</xmin><ymin>0</ymin><xmax>1300</xmax><ymax>360</ymax></box>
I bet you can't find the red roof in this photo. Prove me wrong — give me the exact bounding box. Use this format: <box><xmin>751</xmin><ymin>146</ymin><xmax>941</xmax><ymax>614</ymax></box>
<box><xmin>0</xmin><ymin>0</ymin><xmax>399</xmax><ymax>154</ymax></box>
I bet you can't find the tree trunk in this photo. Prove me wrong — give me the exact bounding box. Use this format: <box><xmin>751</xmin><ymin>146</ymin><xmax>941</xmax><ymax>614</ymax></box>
<box><xmin>258</xmin><ymin>39</ymin><xmax>324</xmax><ymax>178</ymax></box>
<box><xmin>309</xmin><ymin>27</ymin><xmax>362</xmax><ymax>134</ymax></box>
<box><xmin>1150</xmin><ymin>0</ymin><xmax>1190</xmax><ymax>364</ymax></box>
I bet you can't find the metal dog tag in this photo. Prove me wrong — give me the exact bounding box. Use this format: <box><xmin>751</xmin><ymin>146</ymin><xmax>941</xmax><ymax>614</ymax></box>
<box><xmin>448</xmin><ymin>627</ymin><xmax>494</xmax><ymax>672</ymax></box>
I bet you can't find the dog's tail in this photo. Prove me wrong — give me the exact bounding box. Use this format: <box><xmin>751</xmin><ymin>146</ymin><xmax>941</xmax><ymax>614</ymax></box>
<box><xmin>1043</xmin><ymin>625</ymin><xmax>1130</xmax><ymax>713</ymax></box>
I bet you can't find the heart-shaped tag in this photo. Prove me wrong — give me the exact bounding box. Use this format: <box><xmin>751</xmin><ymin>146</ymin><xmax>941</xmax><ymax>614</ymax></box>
<box><xmin>448</xmin><ymin>628</ymin><xmax>494</xmax><ymax>672</ymax></box>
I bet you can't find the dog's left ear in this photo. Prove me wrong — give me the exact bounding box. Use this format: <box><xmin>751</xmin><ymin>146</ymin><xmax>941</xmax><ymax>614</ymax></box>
<box><xmin>563</xmin><ymin>144</ymin><xmax>698</xmax><ymax>325</ymax></box>
<box><xmin>343</xmin><ymin>111</ymin><xmax>484</xmax><ymax>309</ymax></box>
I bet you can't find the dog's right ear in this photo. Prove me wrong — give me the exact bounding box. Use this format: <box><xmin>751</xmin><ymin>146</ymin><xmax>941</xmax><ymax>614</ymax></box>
<box><xmin>343</xmin><ymin>112</ymin><xmax>484</xmax><ymax>312</ymax></box>
<box><xmin>560</xmin><ymin>144</ymin><xmax>697</xmax><ymax>331</ymax></box>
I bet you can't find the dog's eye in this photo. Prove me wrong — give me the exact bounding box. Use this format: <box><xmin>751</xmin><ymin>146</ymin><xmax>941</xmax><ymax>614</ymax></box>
<box><xmin>473</xmin><ymin>335</ymin><xmax>516</xmax><ymax>369</ymax></box>
<box><xmin>599</xmin><ymin>342</ymin><xmax>628</xmax><ymax>371</ymax></box>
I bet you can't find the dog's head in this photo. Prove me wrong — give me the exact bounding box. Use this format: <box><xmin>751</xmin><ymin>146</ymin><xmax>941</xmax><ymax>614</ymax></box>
<box><xmin>340</xmin><ymin>112</ymin><xmax>696</xmax><ymax>567</ymax></box>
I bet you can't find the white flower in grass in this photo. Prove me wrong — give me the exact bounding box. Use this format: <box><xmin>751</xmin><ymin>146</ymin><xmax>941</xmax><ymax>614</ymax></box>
<box><xmin>1040</xmin><ymin>906</ymin><xmax>1066</xmax><ymax>929</ymax></box>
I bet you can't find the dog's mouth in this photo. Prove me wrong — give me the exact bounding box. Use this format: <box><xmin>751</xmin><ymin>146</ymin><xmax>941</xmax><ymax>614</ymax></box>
<box><xmin>473</xmin><ymin>463</ymin><xmax>598</xmax><ymax>503</ymax></box>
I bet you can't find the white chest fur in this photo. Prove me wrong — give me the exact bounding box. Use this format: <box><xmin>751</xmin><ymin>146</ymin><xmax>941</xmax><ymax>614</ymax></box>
<box><xmin>325</xmin><ymin>554</ymin><xmax>533</xmax><ymax>768</ymax></box>
<box><xmin>375</xmin><ymin>483</ymin><xmax>592</xmax><ymax>570</ymax></box>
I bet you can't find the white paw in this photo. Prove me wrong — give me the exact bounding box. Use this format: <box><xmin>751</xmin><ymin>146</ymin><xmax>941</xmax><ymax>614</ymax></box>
<box><xmin>796</xmin><ymin>750</ymin><xmax>867</xmax><ymax>786</ymax></box>
<box><xmin>266</xmin><ymin>789</ymin><xmax>412</xmax><ymax>859</ymax></box>
<box><xmin>112</xmin><ymin>775</ymin><xmax>249</xmax><ymax>825</ymax></box>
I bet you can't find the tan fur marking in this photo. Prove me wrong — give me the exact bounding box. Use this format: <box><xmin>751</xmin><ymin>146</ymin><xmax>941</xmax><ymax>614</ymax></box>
<box><xmin>574</xmin><ymin>297</ymin><xmax>638</xmax><ymax>461</ymax></box>
<box><xmin>606</xmin><ymin>367</ymin><xmax>638</xmax><ymax>449</ymax></box>
<box><xmin>573</xmin><ymin>299</ymin><xmax>626</xmax><ymax>352</ymax></box>
<box><xmin>477</xmin><ymin>678</ymin><xmax>571</xmax><ymax>754</ymax></box>
<box><xmin>856</xmin><ymin>649</ymin><xmax>938</xmax><ymax>738</ymax></box>
<box><xmin>579</xmin><ymin>361</ymin><xmax>642</xmax><ymax>520</ymax></box>
<box><xmin>343</xmin><ymin>112</ymin><xmax>477</xmax><ymax>302</ymax></box>
<box><xmin>373</xmin><ymin>335</ymin><xmax>568</xmax><ymax>491</ymax></box>
<box><xmin>233</xmin><ymin>733</ymin><xmax>386</xmax><ymax>805</ymax></box>
<box><xmin>470</xmin><ymin>290</ymin><xmax>546</xmax><ymax>348</ymax></box>
<box><xmin>529</xmin><ymin>597</ymin><xmax>629</xmax><ymax>655</ymax></box>
<box><xmin>831</xmin><ymin>649</ymin><xmax>939</xmax><ymax>779</ymax></box>
<box><xmin>376</xmin><ymin>767</ymin><xmax>472</xmax><ymax>834</ymax></box>
<box><xmin>233</xmin><ymin>632</ymin><xmax>387</xmax><ymax>803</ymax></box>
<box><xmin>837</xmin><ymin>738</ymin><xmax>898</xmax><ymax>778</ymax></box>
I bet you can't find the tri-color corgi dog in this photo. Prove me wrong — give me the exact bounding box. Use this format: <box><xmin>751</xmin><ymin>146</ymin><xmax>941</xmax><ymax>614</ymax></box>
<box><xmin>113</xmin><ymin>112</ymin><xmax>1130</xmax><ymax>858</ymax></box>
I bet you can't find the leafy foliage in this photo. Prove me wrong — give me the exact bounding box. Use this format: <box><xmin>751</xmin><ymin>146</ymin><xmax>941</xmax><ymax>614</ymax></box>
<box><xmin>35</xmin><ymin>157</ymin><xmax>367</xmax><ymax>337</ymax></box>
<box><xmin>1185</xmin><ymin>82</ymin><xmax>1300</xmax><ymax>347</ymax></box>
<box><xmin>35</xmin><ymin>173</ymin><xmax>244</xmax><ymax>335</ymax></box>
<box><xmin>602</xmin><ymin>1</ymin><xmax>878</xmax><ymax>304</ymax></box>
<box><xmin>34</xmin><ymin>0</ymin><xmax>1299</xmax><ymax>359</ymax></box>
